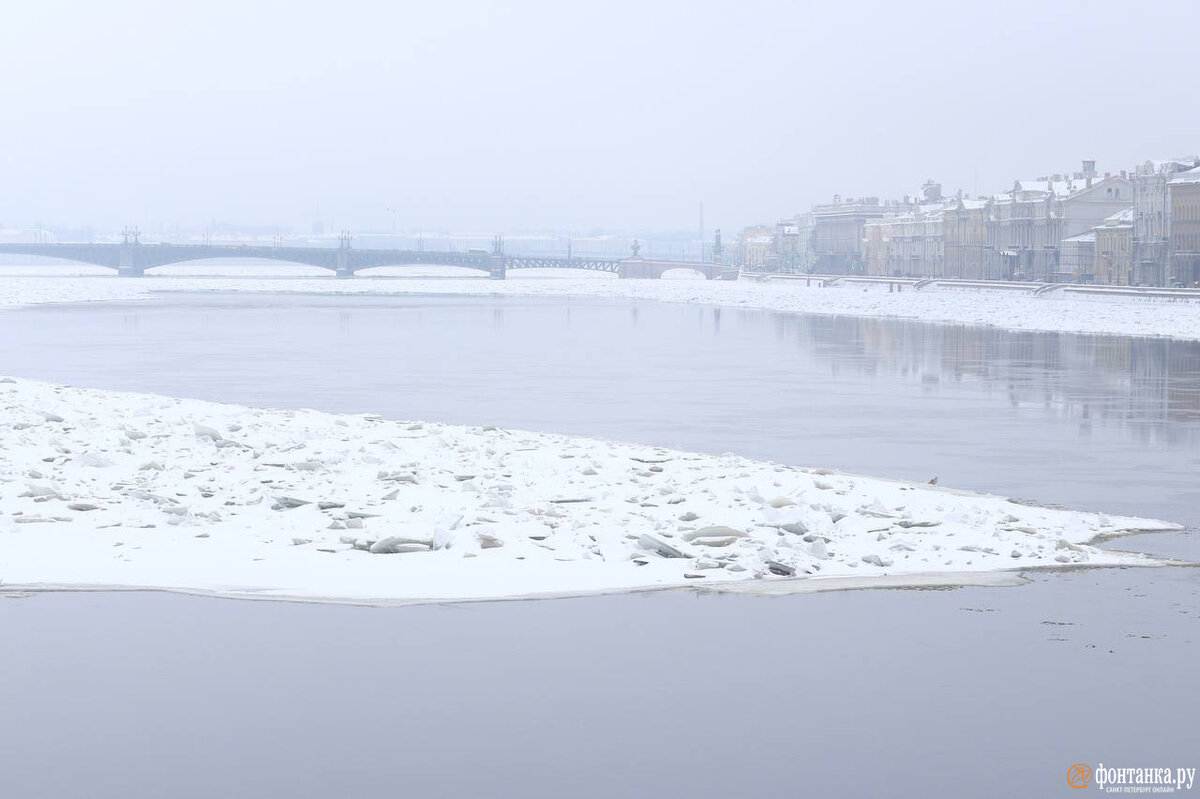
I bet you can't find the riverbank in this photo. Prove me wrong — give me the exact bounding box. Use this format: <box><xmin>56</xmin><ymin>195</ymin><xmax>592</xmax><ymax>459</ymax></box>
<box><xmin>0</xmin><ymin>268</ymin><xmax>1197</xmax><ymax>341</ymax></box>
<box><xmin>0</xmin><ymin>377</ymin><xmax>1179</xmax><ymax>603</ymax></box>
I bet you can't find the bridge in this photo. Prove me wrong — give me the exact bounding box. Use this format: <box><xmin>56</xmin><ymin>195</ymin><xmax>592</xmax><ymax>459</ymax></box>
<box><xmin>0</xmin><ymin>234</ymin><xmax>724</xmax><ymax>280</ymax></box>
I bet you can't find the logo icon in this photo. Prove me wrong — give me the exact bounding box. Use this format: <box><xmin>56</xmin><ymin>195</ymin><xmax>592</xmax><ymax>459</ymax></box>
<box><xmin>1068</xmin><ymin>763</ymin><xmax>1093</xmax><ymax>789</ymax></box>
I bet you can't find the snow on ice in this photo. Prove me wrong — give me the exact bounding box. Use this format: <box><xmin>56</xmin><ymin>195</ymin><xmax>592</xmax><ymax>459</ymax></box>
<box><xmin>0</xmin><ymin>378</ymin><xmax>1178</xmax><ymax>604</ymax></box>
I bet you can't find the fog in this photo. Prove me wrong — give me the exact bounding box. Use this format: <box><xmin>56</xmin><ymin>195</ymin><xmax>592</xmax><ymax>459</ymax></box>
<box><xmin>1</xmin><ymin>0</ymin><xmax>1196</xmax><ymax>234</ymax></box>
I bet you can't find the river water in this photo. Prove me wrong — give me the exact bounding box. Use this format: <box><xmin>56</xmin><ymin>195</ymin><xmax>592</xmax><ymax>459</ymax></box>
<box><xmin>1</xmin><ymin>291</ymin><xmax>1196</xmax><ymax>798</ymax></box>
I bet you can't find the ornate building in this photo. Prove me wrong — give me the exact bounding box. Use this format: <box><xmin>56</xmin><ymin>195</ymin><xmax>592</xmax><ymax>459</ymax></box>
<box><xmin>863</xmin><ymin>204</ymin><xmax>948</xmax><ymax>277</ymax></box>
<box><xmin>736</xmin><ymin>225</ymin><xmax>776</xmax><ymax>268</ymax></box>
<box><xmin>1059</xmin><ymin>231</ymin><xmax>1096</xmax><ymax>281</ymax></box>
<box><xmin>1132</xmin><ymin>158</ymin><xmax>1197</xmax><ymax>285</ymax></box>
<box><xmin>943</xmin><ymin>197</ymin><xmax>989</xmax><ymax>279</ymax></box>
<box><xmin>774</xmin><ymin>212</ymin><xmax>815</xmax><ymax>272</ymax></box>
<box><xmin>985</xmin><ymin>164</ymin><xmax>1132</xmax><ymax>281</ymax></box>
<box><xmin>1094</xmin><ymin>208</ymin><xmax>1134</xmax><ymax>285</ymax></box>
<box><xmin>810</xmin><ymin>196</ymin><xmax>889</xmax><ymax>274</ymax></box>
<box><xmin>1170</xmin><ymin>167</ymin><xmax>1200</xmax><ymax>286</ymax></box>
<box><xmin>1099</xmin><ymin>206</ymin><xmax>1132</xmax><ymax>284</ymax></box>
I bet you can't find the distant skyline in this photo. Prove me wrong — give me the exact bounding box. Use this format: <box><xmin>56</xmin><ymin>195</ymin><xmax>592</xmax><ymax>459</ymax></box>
<box><xmin>1</xmin><ymin>0</ymin><xmax>1197</xmax><ymax>234</ymax></box>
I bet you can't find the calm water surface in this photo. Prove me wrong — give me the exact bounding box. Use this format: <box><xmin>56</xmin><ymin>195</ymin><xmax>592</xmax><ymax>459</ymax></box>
<box><xmin>1</xmin><ymin>291</ymin><xmax>1196</xmax><ymax>798</ymax></box>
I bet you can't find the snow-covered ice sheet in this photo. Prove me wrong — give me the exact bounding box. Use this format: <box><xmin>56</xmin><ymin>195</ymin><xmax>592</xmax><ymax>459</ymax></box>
<box><xmin>0</xmin><ymin>379</ymin><xmax>1179</xmax><ymax>604</ymax></box>
<box><xmin>0</xmin><ymin>270</ymin><xmax>1198</xmax><ymax>341</ymax></box>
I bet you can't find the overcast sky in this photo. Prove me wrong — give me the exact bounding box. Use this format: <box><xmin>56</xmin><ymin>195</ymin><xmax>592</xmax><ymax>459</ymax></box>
<box><xmin>1</xmin><ymin>0</ymin><xmax>1197</xmax><ymax>235</ymax></box>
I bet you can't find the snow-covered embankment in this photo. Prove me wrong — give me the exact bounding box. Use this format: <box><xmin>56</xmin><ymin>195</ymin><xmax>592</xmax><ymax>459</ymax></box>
<box><xmin>3</xmin><ymin>270</ymin><xmax>1200</xmax><ymax>341</ymax></box>
<box><xmin>0</xmin><ymin>378</ymin><xmax>1180</xmax><ymax>603</ymax></box>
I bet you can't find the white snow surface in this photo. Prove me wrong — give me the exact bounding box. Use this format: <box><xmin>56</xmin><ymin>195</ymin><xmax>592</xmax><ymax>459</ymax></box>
<box><xmin>0</xmin><ymin>269</ymin><xmax>1198</xmax><ymax>340</ymax></box>
<box><xmin>0</xmin><ymin>379</ymin><xmax>1178</xmax><ymax>603</ymax></box>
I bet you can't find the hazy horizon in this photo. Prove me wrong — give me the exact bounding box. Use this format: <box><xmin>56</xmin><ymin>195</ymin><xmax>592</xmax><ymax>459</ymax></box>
<box><xmin>2</xmin><ymin>0</ymin><xmax>1197</xmax><ymax>235</ymax></box>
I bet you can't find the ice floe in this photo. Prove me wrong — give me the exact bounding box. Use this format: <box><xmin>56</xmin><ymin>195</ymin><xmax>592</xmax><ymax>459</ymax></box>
<box><xmin>0</xmin><ymin>378</ymin><xmax>1179</xmax><ymax>603</ymax></box>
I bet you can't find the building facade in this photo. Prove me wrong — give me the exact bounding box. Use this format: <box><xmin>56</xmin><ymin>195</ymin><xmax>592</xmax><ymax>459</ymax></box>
<box><xmin>1094</xmin><ymin>208</ymin><xmax>1134</xmax><ymax>285</ymax></box>
<box><xmin>736</xmin><ymin>225</ymin><xmax>776</xmax><ymax>268</ymax></box>
<box><xmin>1132</xmin><ymin>158</ymin><xmax>1197</xmax><ymax>285</ymax></box>
<box><xmin>863</xmin><ymin>204</ymin><xmax>947</xmax><ymax>277</ymax></box>
<box><xmin>1059</xmin><ymin>232</ymin><xmax>1096</xmax><ymax>281</ymax></box>
<box><xmin>943</xmin><ymin>197</ymin><xmax>989</xmax><ymax>279</ymax></box>
<box><xmin>774</xmin><ymin>212</ymin><xmax>815</xmax><ymax>273</ymax></box>
<box><xmin>811</xmin><ymin>197</ymin><xmax>889</xmax><ymax>274</ymax></box>
<box><xmin>985</xmin><ymin>165</ymin><xmax>1132</xmax><ymax>282</ymax></box>
<box><xmin>1170</xmin><ymin>167</ymin><xmax>1200</xmax><ymax>286</ymax></box>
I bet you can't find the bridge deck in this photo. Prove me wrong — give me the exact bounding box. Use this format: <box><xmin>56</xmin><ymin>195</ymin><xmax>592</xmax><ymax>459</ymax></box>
<box><xmin>0</xmin><ymin>242</ymin><xmax>719</xmax><ymax>279</ymax></box>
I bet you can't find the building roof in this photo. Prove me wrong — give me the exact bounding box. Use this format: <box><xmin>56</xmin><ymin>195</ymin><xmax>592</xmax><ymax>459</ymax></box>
<box><xmin>1170</xmin><ymin>166</ymin><xmax>1200</xmax><ymax>185</ymax></box>
<box><xmin>1063</xmin><ymin>231</ymin><xmax>1096</xmax><ymax>244</ymax></box>
<box><xmin>1136</xmin><ymin>158</ymin><xmax>1198</xmax><ymax>176</ymax></box>
<box><xmin>1014</xmin><ymin>179</ymin><xmax>1080</xmax><ymax>197</ymax></box>
<box><xmin>1004</xmin><ymin>174</ymin><xmax>1131</xmax><ymax>203</ymax></box>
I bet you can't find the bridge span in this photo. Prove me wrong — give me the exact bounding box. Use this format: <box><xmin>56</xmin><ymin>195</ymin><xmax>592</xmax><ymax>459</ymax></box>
<box><xmin>0</xmin><ymin>240</ymin><xmax>724</xmax><ymax>280</ymax></box>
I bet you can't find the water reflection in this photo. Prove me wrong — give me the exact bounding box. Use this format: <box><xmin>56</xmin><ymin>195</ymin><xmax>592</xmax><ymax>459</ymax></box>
<box><xmin>753</xmin><ymin>311</ymin><xmax>1200</xmax><ymax>439</ymax></box>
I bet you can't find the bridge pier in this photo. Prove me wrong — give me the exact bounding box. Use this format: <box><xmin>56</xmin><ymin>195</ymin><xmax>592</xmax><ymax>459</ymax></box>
<box><xmin>335</xmin><ymin>249</ymin><xmax>355</xmax><ymax>279</ymax></box>
<box><xmin>618</xmin><ymin>259</ymin><xmax>654</xmax><ymax>279</ymax></box>
<box><xmin>488</xmin><ymin>254</ymin><xmax>507</xmax><ymax>280</ymax></box>
<box><xmin>117</xmin><ymin>242</ymin><xmax>144</xmax><ymax>277</ymax></box>
<box><xmin>618</xmin><ymin>258</ymin><xmax>719</xmax><ymax>280</ymax></box>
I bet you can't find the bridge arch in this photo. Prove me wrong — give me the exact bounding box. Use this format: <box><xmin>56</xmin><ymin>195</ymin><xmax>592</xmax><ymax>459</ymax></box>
<box><xmin>353</xmin><ymin>264</ymin><xmax>491</xmax><ymax>277</ymax></box>
<box><xmin>142</xmin><ymin>257</ymin><xmax>334</xmax><ymax>276</ymax></box>
<box><xmin>0</xmin><ymin>246</ymin><xmax>120</xmax><ymax>270</ymax></box>
<box><xmin>503</xmin><ymin>265</ymin><xmax>617</xmax><ymax>279</ymax></box>
<box><xmin>659</xmin><ymin>266</ymin><xmax>714</xmax><ymax>280</ymax></box>
<box><xmin>0</xmin><ymin>254</ymin><xmax>116</xmax><ymax>274</ymax></box>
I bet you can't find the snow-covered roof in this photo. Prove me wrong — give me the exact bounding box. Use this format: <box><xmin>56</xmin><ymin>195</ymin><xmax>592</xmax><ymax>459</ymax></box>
<box><xmin>1137</xmin><ymin>158</ymin><xmax>1198</xmax><ymax>176</ymax></box>
<box><xmin>943</xmin><ymin>197</ymin><xmax>989</xmax><ymax>211</ymax></box>
<box><xmin>1101</xmin><ymin>207</ymin><xmax>1134</xmax><ymax>225</ymax></box>
<box><xmin>1062</xmin><ymin>231</ymin><xmax>1096</xmax><ymax>244</ymax></box>
<box><xmin>1014</xmin><ymin>179</ymin><xmax>1079</xmax><ymax>197</ymax></box>
<box><xmin>1170</xmin><ymin>166</ymin><xmax>1200</xmax><ymax>185</ymax></box>
<box><xmin>1008</xmin><ymin>174</ymin><xmax>1130</xmax><ymax>201</ymax></box>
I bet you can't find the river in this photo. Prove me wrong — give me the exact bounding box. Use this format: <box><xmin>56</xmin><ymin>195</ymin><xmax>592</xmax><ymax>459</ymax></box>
<box><xmin>1</xmin><ymin>291</ymin><xmax>1196</xmax><ymax>798</ymax></box>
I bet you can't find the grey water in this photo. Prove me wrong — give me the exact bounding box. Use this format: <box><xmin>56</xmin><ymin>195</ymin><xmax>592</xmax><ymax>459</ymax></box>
<box><xmin>1</xmin><ymin>292</ymin><xmax>1197</xmax><ymax>798</ymax></box>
